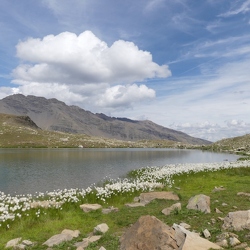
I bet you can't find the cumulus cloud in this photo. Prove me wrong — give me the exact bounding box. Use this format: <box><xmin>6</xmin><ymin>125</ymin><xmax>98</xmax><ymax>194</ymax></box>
<box><xmin>11</xmin><ymin>30</ymin><xmax>170</xmax><ymax>109</ymax></box>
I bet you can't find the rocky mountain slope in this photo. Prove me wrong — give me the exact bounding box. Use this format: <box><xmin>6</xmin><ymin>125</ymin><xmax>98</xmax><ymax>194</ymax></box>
<box><xmin>0</xmin><ymin>94</ymin><xmax>210</xmax><ymax>145</ymax></box>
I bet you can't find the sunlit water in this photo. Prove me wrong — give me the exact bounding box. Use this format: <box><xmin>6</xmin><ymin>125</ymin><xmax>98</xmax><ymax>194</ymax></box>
<box><xmin>0</xmin><ymin>148</ymin><xmax>238</xmax><ymax>195</ymax></box>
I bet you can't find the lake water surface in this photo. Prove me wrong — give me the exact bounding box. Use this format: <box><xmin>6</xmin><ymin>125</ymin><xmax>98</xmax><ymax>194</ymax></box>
<box><xmin>0</xmin><ymin>148</ymin><xmax>238</xmax><ymax>195</ymax></box>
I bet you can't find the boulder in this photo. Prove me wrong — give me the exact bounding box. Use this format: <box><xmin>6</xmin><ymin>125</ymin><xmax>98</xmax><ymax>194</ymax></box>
<box><xmin>186</xmin><ymin>194</ymin><xmax>210</xmax><ymax>213</ymax></box>
<box><xmin>5</xmin><ymin>238</ymin><xmax>22</xmax><ymax>248</ymax></box>
<box><xmin>222</xmin><ymin>210</ymin><xmax>250</xmax><ymax>231</ymax></box>
<box><xmin>139</xmin><ymin>191</ymin><xmax>179</xmax><ymax>204</ymax></box>
<box><xmin>173</xmin><ymin>224</ymin><xmax>221</xmax><ymax>250</ymax></box>
<box><xmin>120</xmin><ymin>215</ymin><xmax>178</xmax><ymax>250</ymax></box>
<box><xmin>80</xmin><ymin>203</ymin><xmax>102</xmax><ymax>212</ymax></box>
<box><xmin>43</xmin><ymin>233</ymin><xmax>73</xmax><ymax>247</ymax></box>
<box><xmin>162</xmin><ymin>202</ymin><xmax>181</xmax><ymax>216</ymax></box>
<box><xmin>43</xmin><ymin>229</ymin><xmax>79</xmax><ymax>247</ymax></box>
<box><xmin>94</xmin><ymin>223</ymin><xmax>109</xmax><ymax>234</ymax></box>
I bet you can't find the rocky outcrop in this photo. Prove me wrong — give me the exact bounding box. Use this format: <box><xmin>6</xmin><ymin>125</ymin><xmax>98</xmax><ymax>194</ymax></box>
<box><xmin>80</xmin><ymin>203</ymin><xmax>102</xmax><ymax>212</ymax></box>
<box><xmin>120</xmin><ymin>215</ymin><xmax>178</xmax><ymax>250</ymax></box>
<box><xmin>120</xmin><ymin>215</ymin><xmax>221</xmax><ymax>250</ymax></box>
<box><xmin>222</xmin><ymin>210</ymin><xmax>250</xmax><ymax>231</ymax></box>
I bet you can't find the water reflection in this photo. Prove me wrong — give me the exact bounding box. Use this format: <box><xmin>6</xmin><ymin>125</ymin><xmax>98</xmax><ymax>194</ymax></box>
<box><xmin>0</xmin><ymin>148</ymin><xmax>238</xmax><ymax>195</ymax></box>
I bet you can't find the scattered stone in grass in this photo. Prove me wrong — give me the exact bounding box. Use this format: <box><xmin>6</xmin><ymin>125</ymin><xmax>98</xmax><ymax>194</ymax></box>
<box><xmin>217</xmin><ymin>217</ymin><xmax>224</xmax><ymax>221</ymax></box>
<box><xmin>94</xmin><ymin>223</ymin><xmax>109</xmax><ymax>234</ymax></box>
<box><xmin>211</xmin><ymin>218</ymin><xmax>216</xmax><ymax>224</ymax></box>
<box><xmin>5</xmin><ymin>238</ymin><xmax>22</xmax><ymax>248</ymax></box>
<box><xmin>80</xmin><ymin>203</ymin><xmax>102</xmax><ymax>212</ymax></box>
<box><xmin>203</xmin><ymin>229</ymin><xmax>211</xmax><ymax>238</ymax></box>
<box><xmin>102</xmin><ymin>206</ymin><xmax>119</xmax><ymax>214</ymax></box>
<box><xmin>215</xmin><ymin>208</ymin><xmax>223</xmax><ymax>213</ymax></box>
<box><xmin>222</xmin><ymin>210</ymin><xmax>250</xmax><ymax>231</ymax></box>
<box><xmin>139</xmin><ymin>191</ymin><xmax>179</xmax><ymax>205</ymax></box>
<box><xmin>229</xmin><ymin>236</ymin><xmax>241</xmax><ymax>246</ymax></box>
<box><xmin>162</xmin><ymin>202</ymin><xmax>181</xmax><ymax>216</ymax></box>
<box><xmin>125</xmin><ymin>202</ymin><xmax>145</xmax><ymax>207</ymax></box>
<box><xmin>212</xmin><ymin>186</ymin><xmax>226</xmax><ymax>192</ymax></box>
<box><xmin>179</xmin><ymin>222</ymin><xmax>191</xmax><ymax>229</ymax></box>
<box><xmin>237</xmin><ymin>192</ymin><xmax>250</xmax><ymax>197</ymax></box>
<box><xmin>186</xmin><ymin>194</ymin><xmax>211</xmax><ymax>214</ymax></box>
<box><xmin>222</xmin><ymin>203</ymin><xmax>228</xmax><ymax>206</ymax></box>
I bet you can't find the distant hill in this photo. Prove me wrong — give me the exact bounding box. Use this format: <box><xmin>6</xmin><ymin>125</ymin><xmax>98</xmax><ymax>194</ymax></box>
<box><xmin>0</xmin><ymin>94</ymin><xmax>211</xmax><ymax>145</ymax></box>
<box><xmin>205</xmin><ymin>133</ymin><xmax>250</xmax><ymax>154</ymax></box>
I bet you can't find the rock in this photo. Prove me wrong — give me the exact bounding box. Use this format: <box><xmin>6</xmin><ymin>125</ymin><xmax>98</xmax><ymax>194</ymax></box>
<box><xmin>215</xmin><ymin>208</ymin><xmax>223</xmax><ymax>213</ymax></box>
<box><xmin>212</xmin><ymin>186</ymin><xmax>226</xmax><ymax>192</ymax></box>
<box><xmin>43</xmin><ymin>233</ymin><xmax>73</xmax><ymax>247</ymax></box>
<box><xmin>173</xmin><ymin>224</ymin><xmax>221</xmax><ymax>250</ymax></box>
<box><xmin>94</xmin><ymin>223</ymin><xmax>109</xmax><ymax>234</ymax></box>
<box><xmin>125</xmin><ymin>202</ymin><xmax>145</xmax><ymax>207</ymax></box>
<box><xmin>120</xmin><ymin>215</ymin><xmax>178</xmax><ymax>250</ymax></box>
<box><xmin>80</xmin><ymin>203</ymin><xmax>102</xmax><ymax>212</ymax></box>
<box><xmin>216</xmin><ymin>239</ymin><xmax>228</xmax><ymax>247</ymax></box>
<box><xmin>222</xmin><ymin>203</ymin><xmax>228</xmax><ymax>206</ymax></box>
<box><xmin>203</xmin><ymin>229</ymin><xmax>211</xmax><ymax>238</ymax></box>
<box><xmin>21</xmin><ymin>240</ymin><xmax>33</xmax><ymax>246</ymax></box>
<box><xmin>139</xmin><ymin>191</ymin><xmax>179</xmax><ymax>204</ymax></box>
<box><xmin>99</xmin><ymin>247</ymin><xmax>106</xmax><ymax>250</ymax></box>
<box><xmin>61</xmin><ymin>229</ymin><xmax>80</xmax><ymax>238</ymax></box>
<box><xmin>179</xmin><ymin>222</ymin><xmax>191</xmax><ymax>229</ymax></box>
<box><xmin>222</xmin><ymin>210</ymin><xmax>250</xmax><ymax>231</ymax></box>
<box><xmin>5</xmin><ymin>238</ymin><xmax>22</xmax><ymax>248</ymax></box>
<box><xmin>102</xmin><ymin>206</ymin><xmax>119</xmax><ymax>214</ymax></box>
<box><xmin>237</xmin><ymin>192</ymin><xmax>250</xmax><ymax>197</ymax></box>
<box><xmin>234</xmin><ymin>243</ymin><xmax>248</xmax><ymax>249</ymax></box>
<box><xmin>229</xmin><ymin>236</ymin><xmax>241</xmax><ymax>246</ymax></box>
<box><xmin>75</xmin><ymin>235</ymin><xmax>102</xmax><ymax>249</ymax></box>
<box><xmin>162</xmin><ymin>202</ymin><xmax>181</xmax><ymax>215</ymax></box>
<box><xmin>43</xmin><ymin>229</ymin><xmax>79</xmax><ymax>247</ymax></box>
<box><xmin>186</xmin><ymin>194</ymin><xmax>211</xmax><ymax>213</ymax></box>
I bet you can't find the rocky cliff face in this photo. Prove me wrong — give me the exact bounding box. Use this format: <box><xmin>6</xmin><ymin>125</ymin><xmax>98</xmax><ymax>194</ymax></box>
<box><xmin>0</xmin><ymin>94</ymin><xmax>211</xmax><ymax>145</ymax></box>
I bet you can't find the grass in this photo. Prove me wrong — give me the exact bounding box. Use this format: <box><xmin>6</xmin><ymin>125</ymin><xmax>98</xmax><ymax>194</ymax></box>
<box><xmin>1</xmin><ymin>165</ymin><xmax>250</xmax><ymax>249</ymax></box>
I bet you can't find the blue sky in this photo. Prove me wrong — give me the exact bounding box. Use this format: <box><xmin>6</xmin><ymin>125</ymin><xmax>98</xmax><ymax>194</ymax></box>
<box><xmin>0</xmin><ymin>0</ymin><xmax>250</xmax><ymax>141</ymax></box>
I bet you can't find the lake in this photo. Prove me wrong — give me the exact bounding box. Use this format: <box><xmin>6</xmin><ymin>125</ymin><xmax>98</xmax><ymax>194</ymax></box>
<box><xmin>0</xmin><ymin>148</ymin><xmax>238</xmax><ymax>195</ymax></box>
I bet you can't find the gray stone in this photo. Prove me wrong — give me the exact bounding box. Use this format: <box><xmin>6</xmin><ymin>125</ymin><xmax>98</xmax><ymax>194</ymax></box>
<box><xmin>80</xmin><ymin>203</ymin><xmax>102</xmax><ymax>212</ymax></box>
<box><xmin>215</xmin><ymin>208</ymin><xmax>223</xmax><ymax>213</ymax></box>
<box><xmin>99</xmin><ymin>247</ymin><xmax>106</xmax><ymax>250</ymax></box>
<box><xmin>75</xmin><ymin>235</ymin><xmax>102</xmax><ymax>249</ymax></box>
<box><xmin>102</xmin><ymin>206</ymin><xmax>119</xmax><ymax>214</ymax></box>
<box><xmin>229</xmin><ymin>237</ymin><xmax>241</xmax><ymax>246</ymax></box>
<box><xmin>179</xmin><ymin>222</ymin><xmax>191</xmax><ymax>229</ymax></box>
<box><xmin>5</xmin><ymin>238</ymin><xmax>22</xmax><ymax>248</ymax></box>
<box><xmin>139</xmin><ymin>191</ymin><xmax>179</xmax><ymax>204</ymax></box>
<box><xmin>203</xmin><ymin>229</ymin><xmax>211</xmax><ymax>238</ymax></box>
<box><xmin>94</xmin><ymin>223</ymin><xmax>109</xmax><ymax>234</ymax></box>
<box><xmin>61</xmin><ymin>229</ymin><xmax>80</xmax><ymax>238</ymax></box>
<box><xmin>212</xmin><ymin>186</ymin><xmax>226</xmax><ymax>192</ymax></box>
<box><xmin>43</xmin><ymin>233</ymin><xmax>73</xmax><ymax>247</ymax></box>
<box><xmin>162</xmin><ymin>202</ymin><xmax>181</xmax><ymax>216</ymax></box>
<box><xmin>125</xmin><ymin>202</ymin><xmax>145</xmax><ymax>207</ymax></box>
<box><xmin>222</xmin><ymin>210</ymin><xmax>250</xmax><ymax>231</ymax></box>
<box><xmin>173</xmin><ymin>224</ymin><xmax>221</xmax><ymax>250</ymax></box>
<box><xmin>186</xmin><ymin>194</ymin><xmax>210</xmax><ymax>213</ymax></box>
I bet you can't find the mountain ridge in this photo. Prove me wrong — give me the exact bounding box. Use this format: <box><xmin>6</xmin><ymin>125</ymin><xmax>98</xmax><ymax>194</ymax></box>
<box><xmin>0</xmin><ymin>94</ymin><xmax>211</xmax><ymax>145</ymax></box>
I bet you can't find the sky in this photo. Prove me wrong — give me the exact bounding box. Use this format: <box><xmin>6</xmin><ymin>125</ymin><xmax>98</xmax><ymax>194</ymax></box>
<box><xmin>0</xmin><ymin>0</ymin><xmax>250</xmax><ymax>142</ymax></box>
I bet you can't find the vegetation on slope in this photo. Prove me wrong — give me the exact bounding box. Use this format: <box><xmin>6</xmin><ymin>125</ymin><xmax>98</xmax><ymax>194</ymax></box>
<box><xmin>0</xmin><ymin>113</ymin><xmax>194</xmax><ymax>149</ymax></box>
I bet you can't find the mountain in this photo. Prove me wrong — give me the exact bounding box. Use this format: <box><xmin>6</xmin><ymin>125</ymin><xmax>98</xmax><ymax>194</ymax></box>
<box><xmin>0</xmin><ymin>94</ymin><xmax>210</xmax><ymax>145</ymax></box>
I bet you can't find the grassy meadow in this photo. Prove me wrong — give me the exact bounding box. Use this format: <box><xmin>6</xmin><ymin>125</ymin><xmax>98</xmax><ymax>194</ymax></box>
<box><xmin>1</xmin><ymin>161</ymin><xmax>250</xmax><ymax>249</ymax></box>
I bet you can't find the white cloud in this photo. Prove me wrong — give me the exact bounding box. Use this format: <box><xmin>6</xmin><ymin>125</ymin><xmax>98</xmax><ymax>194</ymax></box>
<box><xmin>11</xmin><ymin>30</ymin><xmax>170</xmax><ymax>109</ymax></box>
<box><xmin>219</xmin><ymin>0</ymin><xmax>250</xmax><ymax>17</ymax></box>
<box><xmin>96</xmin><ymin>84</ymin><xmax>155</xmax><ymax>108</ymax></box>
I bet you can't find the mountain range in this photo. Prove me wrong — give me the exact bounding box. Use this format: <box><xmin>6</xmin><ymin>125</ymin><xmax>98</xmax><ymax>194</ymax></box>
<box><xmin>0</xmin><ymin>94</ymin><xmax>210</xmax><ymax>145</ymax></box>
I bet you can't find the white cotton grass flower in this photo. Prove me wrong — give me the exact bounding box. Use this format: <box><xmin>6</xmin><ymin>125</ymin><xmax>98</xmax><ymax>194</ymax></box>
<box><xmin>0</xmin><ymin>160</ymin><xmax>249</xmax><ymax>225</ymax></box>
